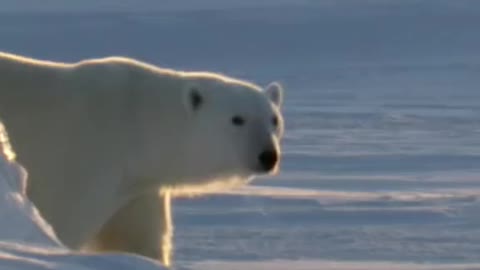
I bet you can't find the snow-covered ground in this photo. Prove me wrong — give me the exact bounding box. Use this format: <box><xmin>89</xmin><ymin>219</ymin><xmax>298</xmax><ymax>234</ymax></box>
<box><xmin>1</xmin><ymin>1</ymin><xmax>480</xmax><ymax>269</ymax></box>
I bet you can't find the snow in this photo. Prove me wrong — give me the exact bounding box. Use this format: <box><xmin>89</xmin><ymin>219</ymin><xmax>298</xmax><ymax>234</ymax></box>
<box><xmin>188</xmin><ymin>260</ymin><xmax>480</xmax><ymax>270</ymax></box>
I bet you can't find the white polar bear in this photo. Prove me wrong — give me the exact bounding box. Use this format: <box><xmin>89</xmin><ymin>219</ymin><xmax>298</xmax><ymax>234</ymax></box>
<box><xmin>0</xmin><ymin>52</ymin><xmax>285</xmax><ymax>267</ymax></box>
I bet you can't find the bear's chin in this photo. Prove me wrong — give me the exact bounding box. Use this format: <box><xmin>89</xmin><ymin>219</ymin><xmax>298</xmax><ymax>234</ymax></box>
<box><xmin>253</xmin><ymin>164</ymin><xmax>280</xmax><ymax>176</ymax></box>
<box><xmin>167</xmin><ymin>174</ymin><xmax>254</xmax><ymax>198</ymax></box>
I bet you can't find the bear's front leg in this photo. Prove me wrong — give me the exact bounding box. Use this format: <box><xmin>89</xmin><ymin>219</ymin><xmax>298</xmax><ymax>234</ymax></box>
<box><xmin>89</xmin><ymin>190</ymin><xmax>173</xmax><ymax>267</ymax></box>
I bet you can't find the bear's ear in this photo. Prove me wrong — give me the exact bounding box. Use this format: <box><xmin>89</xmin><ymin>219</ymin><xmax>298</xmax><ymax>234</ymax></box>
<box><xmin>265</xmin><ymin>81</ymin><xmax>284</xmax><ymax>108</ymax></box>
<box><xmin>183</xmin><ymin>85</ymin><xmax>204</xmax><ymax>113</ymax></box>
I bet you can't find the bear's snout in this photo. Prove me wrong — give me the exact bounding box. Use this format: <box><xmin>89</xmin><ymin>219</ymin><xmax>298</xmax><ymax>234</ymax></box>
<box><xmin>257</xmin><ymin>149</ymin><xmax>278</xmax><ymax>172</ymax></box>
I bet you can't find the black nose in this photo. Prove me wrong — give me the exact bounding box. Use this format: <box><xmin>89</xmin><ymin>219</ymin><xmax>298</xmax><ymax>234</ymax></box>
<box><xmin>258</xmin><ymin>149</ymin><xmax>278</xmax><ymax>172</ymax></box>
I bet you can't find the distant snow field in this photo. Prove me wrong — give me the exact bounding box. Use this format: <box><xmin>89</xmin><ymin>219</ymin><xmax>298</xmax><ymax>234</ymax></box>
<box><xmin>188</xmin><ymin>260</ymin><xmax>480</xmax><ymax>270</ymax></box>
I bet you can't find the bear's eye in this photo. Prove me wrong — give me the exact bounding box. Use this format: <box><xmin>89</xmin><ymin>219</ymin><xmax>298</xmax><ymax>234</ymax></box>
<box><xmin>272</xmin><ymin>115</ymin><xmax>279</xmax><ymax>127</ymax></box>
<box><xmin>231</xmin><ymin>115</ymin><xmax>245</xmax><ymax>126</ymax></box>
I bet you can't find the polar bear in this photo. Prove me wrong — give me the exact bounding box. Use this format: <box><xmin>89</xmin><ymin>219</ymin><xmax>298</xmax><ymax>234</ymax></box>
<box><xmin>0</xmin><ymin>51</ymin><xmax>284</xmax><ymax>267</ymax></box>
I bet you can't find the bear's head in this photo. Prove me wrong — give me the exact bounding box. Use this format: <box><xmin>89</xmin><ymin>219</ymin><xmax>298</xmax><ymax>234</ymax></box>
<box><xmin>127</xmin><ymin>71</ymin><xmax>284</xmax><ymax>194</ymax></box>
<box><xmin>175</xmin><ymin>75</ymin><xmax>285</xmax><ymax>190</ymax></box>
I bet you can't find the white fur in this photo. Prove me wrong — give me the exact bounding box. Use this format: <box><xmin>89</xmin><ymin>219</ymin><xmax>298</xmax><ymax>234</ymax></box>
<box><xmin>0</xmin><ymin>51</ymin><xmax>285</xmax><ymax>267</ymax></box>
